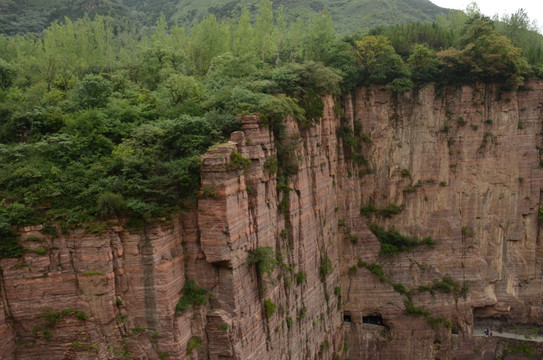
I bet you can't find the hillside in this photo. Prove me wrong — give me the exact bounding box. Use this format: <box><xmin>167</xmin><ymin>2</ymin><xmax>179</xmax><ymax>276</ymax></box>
<box><xmin>0</xmin><ymin>0</ymin><xmax>449</xmax><ymax>35</ymax></box>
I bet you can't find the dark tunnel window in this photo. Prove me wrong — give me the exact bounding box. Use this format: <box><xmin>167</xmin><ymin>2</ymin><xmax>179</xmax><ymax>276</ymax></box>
<box><xmin>363</xmin><ymin>315</ymin><xmax>384</xmax><ymax>326</ymax></box>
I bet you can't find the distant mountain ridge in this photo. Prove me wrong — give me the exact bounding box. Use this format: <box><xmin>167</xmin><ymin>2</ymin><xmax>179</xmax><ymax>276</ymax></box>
<box><xmin>0</xmin><ymin>0</ymin><xmax>449</xmax><ymax>35</ymax></box>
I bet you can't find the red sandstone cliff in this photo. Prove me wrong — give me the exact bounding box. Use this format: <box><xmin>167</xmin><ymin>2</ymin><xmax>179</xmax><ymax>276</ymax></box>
<box><xmin>340</xmin><ymin>82</ymin><xmax>543</xmax><ymax>359</ymax></box>
<box><xmin>1</xmin><ymin>82</ymin><xmax>543</xmax><ymax>359</ymax></box>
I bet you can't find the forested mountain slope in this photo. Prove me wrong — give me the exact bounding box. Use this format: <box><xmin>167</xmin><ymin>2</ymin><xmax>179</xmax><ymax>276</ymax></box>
<box><xmin>0</xmin><ymin>0</ymin><xmax>448</xmax><ymax>35</ymax></box>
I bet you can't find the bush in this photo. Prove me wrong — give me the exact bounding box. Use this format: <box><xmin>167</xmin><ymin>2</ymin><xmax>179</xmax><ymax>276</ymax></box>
<box><xmin>73</xmin><ymin>75</ymin><xmax>112</xmax><ymax>109</ymax></box>
<box><xmin>186</xmin><ymin>336</ymin><xmax>202</xmax><ymax>354</ymax></box>
<box><xmin>360</xmin><ymin>203</ymin><xmax>403</xmax><ymax>218</ymax></box>
<box><xmin>248</xmin><ymin>246</ymin><xmax>277</xmax><ymax>276</ymax></box>
<box><xmin>0</xmin><ymin>214</ymin><xmax>23</xmax><ymax>259</ymax></box>
<box><xmin>404</xmin><ymin>299</ymin><xmax>430</xmax><ymax>317</ymax></box>
<box><xmin>264</xmin><ymin>298</ymin><xmax>276</xmax><ymax>318</ymax></box>
<box><xmin>229</xmin><ymin>150</ymin><xmax>251</xmax><ymax>171</ymax></box>
<box><xmin>296</xmin><ymin>272</ymin><xmax>307</xmax><ymax>285</ymax></box>
<box><xmin>75</xmin><ymin>311</ymin><xmax>90</xmax><ymax>320</ymax></box>
<box><xmin>393</xmin><ymin>282</ymin><xmax>408</xmax><ymax>294</ymax></box>
<box><xmin>175</xmin><ymin>280</ymin><xmax>210</xmax><ymax>315</ymax></box>
<box><xmin>97</xmin><ymin>192</ymin><xmax>125</xmax><ymax>217</ymax></box>
<box><xmin>369</xmin><ymin>224</ymin><xmax>435</xmax><ymax>256</ymax></box>
<box><xmin>319</xmin><ymin>255</ymin><xmax>333</xmax><ymax>281</ymax></box>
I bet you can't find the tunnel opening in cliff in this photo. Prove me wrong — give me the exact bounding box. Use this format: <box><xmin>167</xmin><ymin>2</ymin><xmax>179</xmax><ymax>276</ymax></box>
<box><xmin>473</xmin><ymin>306</ymin><xmax>511</xmax><ymax>331</ymax></box>
<box><xmin>362</xmin><ymin>315</ymin><xmax>384</xmax><ymax>326</ymax></box>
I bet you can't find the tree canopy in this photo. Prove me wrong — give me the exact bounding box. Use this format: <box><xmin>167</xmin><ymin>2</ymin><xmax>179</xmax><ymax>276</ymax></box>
<box><xmin>0</xmin><ymin>2</ymin><xmax>542</xmax><ymax>254</ymax></box>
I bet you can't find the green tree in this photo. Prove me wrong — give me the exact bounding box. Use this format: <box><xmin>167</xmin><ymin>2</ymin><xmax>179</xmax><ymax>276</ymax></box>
<box><xmin>73</xmin><ymin>75</ymin><xmax>112</xmax><ymax>108</ymax></box>
<box><xmin>189</xmin><ymin>15</ymin><xmax>229</xmax><ymax>74</ymax></box>
<box><xmin>408</xmin><ymin>44</ymin><xmax>439</xmax><ymax>84</ymax></box>
<box><xmin>254</xmin><ymin>0</ymin><xmax>275</xmax><ymax>62</ymax></box>
<box><xmin>0</xmin><ymin>59</ymin><xmax>16</xmax><ymax>89</ymax></box>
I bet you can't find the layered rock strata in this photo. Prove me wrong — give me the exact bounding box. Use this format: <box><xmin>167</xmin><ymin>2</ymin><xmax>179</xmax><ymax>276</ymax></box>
<box><xmin>340</xmin><ymin>82</ymin><xmax>543</xmax><ymax>359</ymax></box>
<box><xmin>0</xmin><ymin>109</ymin><xmax>344</xmax><ymax>359</ymax></box>
<box><xmin>1</xmin><ymin>82</ymin><xmax>543</xmax><ymax>359</ymax></box>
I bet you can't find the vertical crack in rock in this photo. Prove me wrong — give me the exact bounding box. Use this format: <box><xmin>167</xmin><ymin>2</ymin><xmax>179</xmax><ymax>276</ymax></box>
<box><xmin>140</xmin><ymin>227</ymin><xmax>158</xmax><ymax>334</ymax></box>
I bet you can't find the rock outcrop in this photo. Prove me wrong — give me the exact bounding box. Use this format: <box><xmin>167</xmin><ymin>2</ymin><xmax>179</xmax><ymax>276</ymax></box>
<box><xmin>340</xmin><ymin>82</ymin><xmax>543</xmax><ymax>359</ymax></box>
<box><xmin>1</xmin><ymin>82</ymin><xmax>543</xmax><ymax>359</ymax></box>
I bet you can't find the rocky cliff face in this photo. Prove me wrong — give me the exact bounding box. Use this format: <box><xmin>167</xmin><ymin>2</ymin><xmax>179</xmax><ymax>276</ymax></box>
<box><xmin>1</xmin><ymin>82</ymin><xmax>543</xmax><ymax>359</ymax></box>
<box><xmin>340</xmin><ymin>82</ymin><xmax>543</xmax><ymax>359</ymax></box>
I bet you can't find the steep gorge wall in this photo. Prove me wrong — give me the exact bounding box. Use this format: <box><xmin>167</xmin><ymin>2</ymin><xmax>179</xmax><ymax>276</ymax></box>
<box><xmin>0</xmin><ymin>105</ymin><xmax>344</xmax><ymax>359</ymax></box>
<box><xmin>1</xmin><ymin>82</ymin><xmax>543</xmax><ymax>359</ymax></box>
<box><xmin>340</xmin><ymin>82</ymin><xmax>543</xmax><ymax>359</ymax></box>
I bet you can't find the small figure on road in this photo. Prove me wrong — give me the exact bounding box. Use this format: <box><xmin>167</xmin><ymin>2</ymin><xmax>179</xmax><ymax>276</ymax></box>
<box><xmin>484</xmin><ymin>328</ymin><xmax>489</xmax><ymax>336</ymax></box>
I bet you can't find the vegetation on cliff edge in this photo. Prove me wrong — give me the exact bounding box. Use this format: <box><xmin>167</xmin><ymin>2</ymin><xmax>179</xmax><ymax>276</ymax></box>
<box><xmin>1</xmin><ymin>1</ymin><xmax>542</xmax><ymax>256</ymax></box>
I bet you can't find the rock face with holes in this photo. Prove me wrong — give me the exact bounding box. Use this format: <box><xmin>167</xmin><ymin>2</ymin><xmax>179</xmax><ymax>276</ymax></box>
<box><xmin>1</xmin><ymin>82</ymin><xmax>543</xmax><ymax>359</ymax></box>
<box><xmin>339</xmin><ymin>82</ymin><xmax>543</xmax><ymax>359</ymax></box>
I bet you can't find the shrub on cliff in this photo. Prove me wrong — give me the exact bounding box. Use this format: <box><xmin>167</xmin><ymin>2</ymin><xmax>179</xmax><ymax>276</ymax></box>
<box><xmin>175</xmin><ymin>280</ymin><xmax>210</xmax><ymax>315</ymax></box>
<box><xmin>264</xmin><ymin>298</ymin><xmax>276</xmax><ymax>318</ymax></box>
<box><xmin>369</xmin><ymin>223</ymin><xmax>435</xmax><ymax>256</ymax></box>
<box><xmin>248</xmin><ymin>246</ymin><xmax>277</xmax><ymax>276</ymax></box>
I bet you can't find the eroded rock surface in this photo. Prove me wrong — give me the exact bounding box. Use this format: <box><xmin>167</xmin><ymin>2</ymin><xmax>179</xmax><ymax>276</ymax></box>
<box><xmin>1</xmin><ymin>82</ymin><xmax>543</xmax><ymax>359</ymax></box>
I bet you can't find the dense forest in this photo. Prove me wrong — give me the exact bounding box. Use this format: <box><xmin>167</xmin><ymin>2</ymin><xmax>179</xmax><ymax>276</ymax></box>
<box><xmin>1</xmin><ymin>0</ymin><xmax>543</xmax><ymax>257</ymax></box>
<box><xmin>0</xmin><ymin>0</ymin><xmax>448</xmax><ymax>35</ymax></box>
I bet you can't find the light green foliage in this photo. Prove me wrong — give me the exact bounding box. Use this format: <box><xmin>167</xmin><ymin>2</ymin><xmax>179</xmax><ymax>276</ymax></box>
<box><xmin>229</xmin><ymin>151</ymin><xmax>251</xmax><ymax>171</ymax></box>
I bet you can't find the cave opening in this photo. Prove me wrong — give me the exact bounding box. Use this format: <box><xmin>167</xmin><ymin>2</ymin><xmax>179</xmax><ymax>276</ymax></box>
<box><xmin>343</xmin><ymin>313</ymin><xmax>352</xmax><ymax>323</ymax></box>
<box><xmin>362</xmin><ymin>315</ymin><xmax>384</xmax><ymax>326</ymax></box>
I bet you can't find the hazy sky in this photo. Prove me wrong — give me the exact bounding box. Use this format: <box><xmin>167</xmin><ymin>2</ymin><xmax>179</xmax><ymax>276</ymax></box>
<box><xmin>430</xmin><ymin>0</ymin><xmax>543</xmax><ymax>33</ymax></box>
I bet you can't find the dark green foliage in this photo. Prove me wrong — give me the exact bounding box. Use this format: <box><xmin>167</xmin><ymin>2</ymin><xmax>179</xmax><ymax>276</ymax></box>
<box><xmin>297</xmin><ymin>305</ymin><xmax>307</xmax><ymax>319</ymax></box>
<box><xmin>264</xmin><ymin>298</ymin><xmax>276</xmax><ymax>318</ymax></box>
<box><xmin>417</xmin><ymin>275</ymin><xmax>469</xmax><ymax>298</ymax></box>
<box><xmin>96</xmin><ymin>192</ymin><xmax>125</xmax><ymax>217</ymax></box>
<box><xmin>175</xmin><ymin>280</ymin><xmax>210</xmax><ymax>315</ymax></box>
<box><xmin>286</xmin><ymin>316</ymin><xmax>293</xmax><ymax>329</ymax></box>
<box><xmin>295</xmin><ymin>272</ymin><xmax>307</xmax><ymax>285</ymax></box>
<box><xmin>319</xmin><ymin>255</ymin><xmax>333</xmax><ymax>281</ymax></box>
<box><xmin>365</xmin><ymin>263</ymin><xmax>388</xmax><ymax>283</ymax></box>
<box><xmin>41</xmin><ymin>308</ymin><xmax>78</xmax><ymax>328</ymax></box>
<box><xmin>348</xmin><ymin>265</ymin><xmax>358</xmax><ymax>275</ymax></box>
<box><xmin>1</xmin><ymin>2</ymin><xmax>542</xmax><ymax>237</ymax></box>
<box><xmin>369</xmin><ymin>223</ymin><xmax>436</xmax><ymax>256</ymax></box>
<box><xmin>263</xmin><ymin>157</ymin><xmax>278</xmax><ymax>174</ymax></box>
<box><xmin>186</xmin><ymin>336</ymin><xmax>203</xmax><ymax>354</ymax></box>
<box><xmin>0</xmin><ymin>214</ymin><xmax>22</xmax><ymax>258</ymax></box>
<box><xmin>360</xmin><ymin>203</ymin><xmax>403</xmax><ymax>218</ymax></box>
<box><xmin>248</xmin><ymin>246</ymin><xmax>277</xmax><ymax>276</ymax></box>
<box><xmin>73</xmin><ymin>75</ymin><xmax>112</xmax><ymax>109</ymax></box>
<box><xmin>404</xmin><ymin>299</ymin><xmax>430</xmax><ymax>317</ymax></box>
<box><xmin>0</xmin><ymin>59</ymin><xmax>16</xmax><ymax>90</ymax></box>
<box><xmin>75</xmin><ymin>311</ymin><xmax>90</xmax><ymax>320</ymax></box>
<box><xmin>393</xmin><ymin>283</ymin><xmax>408</xmax><ymax>294</ymax></box>
<box><xmin>504</xmin><ymin>342</ymin><xmax>535</xmax><ymax>356</ymax></box>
